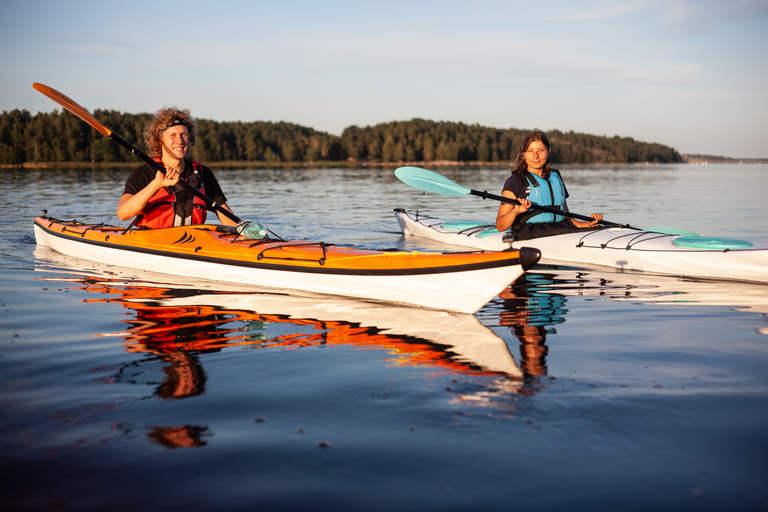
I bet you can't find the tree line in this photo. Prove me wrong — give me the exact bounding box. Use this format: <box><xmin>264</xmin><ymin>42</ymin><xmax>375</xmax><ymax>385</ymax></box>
<box><xmin>0</xmin><ymin>109</ymin><xmax>682</xmax><ymax>166</ymax></box>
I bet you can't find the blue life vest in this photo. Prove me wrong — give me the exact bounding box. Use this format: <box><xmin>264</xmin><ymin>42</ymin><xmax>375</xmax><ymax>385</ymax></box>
<box><xmin>519</xmin><ymin>170</ymin><xmax>567</xmax><ymax>223</ymax></box>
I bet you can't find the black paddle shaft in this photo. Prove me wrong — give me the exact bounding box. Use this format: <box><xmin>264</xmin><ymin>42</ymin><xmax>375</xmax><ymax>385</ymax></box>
<box><xmin>109</xmin><ymin>132</ymin><xmax>241</xmax><ymax>224</ymax></box>
<box><xmin>469</xmin><ymin>188</ymin><xmax>626</xmax><ymax>228</ymax></box>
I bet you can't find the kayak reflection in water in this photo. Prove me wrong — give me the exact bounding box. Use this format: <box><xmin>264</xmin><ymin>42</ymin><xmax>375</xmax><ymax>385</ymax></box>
<box><xmin>117</xmin><ymin>107</ymin><xmax>237</xmax><ymax>229</ymax></box>
<box><xmin>146</xmin><ymin>425</ymin><xmax>211</xmax><ymax>449</ymax></box>
<box><xmin>495</xmin><ymin>129</ymin><xmax>603</xmax><ymax>241</ymax></box>
<box><xmin>497</xmin><ymin>272</ymin><xmax>569</xmax><ymax>391</ymax></box>
<box><xmin>45</xmin><ymin>269</ymin><xmax>557</xmax><ymax>440</ymax></box>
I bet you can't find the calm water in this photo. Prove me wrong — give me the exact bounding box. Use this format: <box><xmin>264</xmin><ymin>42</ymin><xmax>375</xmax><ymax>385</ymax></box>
<box><xmin>1</xmin><ymin>164</ymin><xmax>767</xmax><ymax>511</ymax></box>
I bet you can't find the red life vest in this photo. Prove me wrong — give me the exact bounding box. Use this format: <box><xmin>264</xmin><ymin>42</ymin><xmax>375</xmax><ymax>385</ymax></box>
<box><xmin>136</xmin><ymin>161</ymin><xmax>208</xmax><ymax>229</ymax></box>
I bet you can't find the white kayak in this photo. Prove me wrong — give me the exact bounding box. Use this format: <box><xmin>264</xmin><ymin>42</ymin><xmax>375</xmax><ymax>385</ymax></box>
<box><xmin>395</xmin><ymin>209</ymin><xmax>768</xmax><ymax>284</ymax></box>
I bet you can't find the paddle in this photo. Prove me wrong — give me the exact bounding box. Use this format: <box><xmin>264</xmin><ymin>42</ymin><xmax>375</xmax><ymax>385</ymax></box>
<box><xmin>32</xmin><ymin>82</ymin><xmax>241</xmax><ymax>225</ymax></box>
<box><xmin>395</xmin><ymin>166</ymin><xmax>630</xmax><ymax>228</ymax></box>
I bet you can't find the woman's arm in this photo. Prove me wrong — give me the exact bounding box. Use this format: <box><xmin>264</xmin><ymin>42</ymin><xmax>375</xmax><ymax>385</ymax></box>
<box><xmin>496</xmin><ymin>190</ymin><xmax>531</xmax><ymax>231</ymax></box>
<box><xmin>564</xmin><ymin>201</ymin><xmax>603</xmax><ymax>228</ymax></box>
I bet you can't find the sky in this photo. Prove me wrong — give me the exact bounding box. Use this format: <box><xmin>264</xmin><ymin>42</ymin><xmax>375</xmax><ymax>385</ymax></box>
<box><xmin>1</xmin><ymin>0</ymin><xmax>767</xmax><ymax>158</ymax></box>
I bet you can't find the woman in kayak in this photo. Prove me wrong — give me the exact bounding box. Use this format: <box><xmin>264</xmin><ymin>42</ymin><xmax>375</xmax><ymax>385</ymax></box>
<box><xmin>495</xmin><ymin>129</ymin><xmax>603</xmax><ymax>240</ymax></box>
<box><xmin>117</xmin><ymin>107</ymin><xmax>237</xmax><ymax>229</ymax></box>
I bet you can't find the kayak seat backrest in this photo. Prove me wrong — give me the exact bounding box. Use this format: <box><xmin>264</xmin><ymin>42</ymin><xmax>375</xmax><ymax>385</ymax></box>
<box><xmin>478</xmin><ymin>228</ymin><xmax>500</xmax><ymax>238</ymax></box>
<box><xmin>672</xmin><ymin>236</ymin><xmax>753</xmax><ymax>250</ymax></box>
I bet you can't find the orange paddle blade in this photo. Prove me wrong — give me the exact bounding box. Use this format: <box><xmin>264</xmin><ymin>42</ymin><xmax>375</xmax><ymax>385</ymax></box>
<box><xmin>32</xmin><ymin>83</ymin><xmax>112</xmax><ymax>137</ymax></box>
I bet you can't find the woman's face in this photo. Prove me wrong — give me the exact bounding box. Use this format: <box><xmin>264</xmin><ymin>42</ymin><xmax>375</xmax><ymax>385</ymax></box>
<box><xmin>523</xmin><ymin>140</ymin><xmax>550</xmax><ymax>173</ymax></box>
<box><xmin>161</xmin><ymin>125</ymin><xmax>189</xmax><ymax>160</ymax></box>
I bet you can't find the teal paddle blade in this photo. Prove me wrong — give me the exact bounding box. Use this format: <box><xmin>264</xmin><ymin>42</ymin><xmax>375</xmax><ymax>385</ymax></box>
<box><xmin>395</xmin><ymin>167</ymin><xmax>471</xmax><ymax>196</ymax></box>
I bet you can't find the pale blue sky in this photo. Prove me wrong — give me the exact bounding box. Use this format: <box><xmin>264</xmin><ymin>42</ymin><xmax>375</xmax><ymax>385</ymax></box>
<box><xmin>2</xmin><ymin>0</ymin><xmax>766</xmax><ymax>158</ymax></box>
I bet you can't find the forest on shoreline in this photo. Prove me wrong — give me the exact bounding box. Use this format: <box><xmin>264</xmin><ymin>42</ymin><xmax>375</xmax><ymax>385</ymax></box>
<box><xmin>1</xmin><ymin>108</ymin><xmax>683</xmax><ymax>166</ymax></box>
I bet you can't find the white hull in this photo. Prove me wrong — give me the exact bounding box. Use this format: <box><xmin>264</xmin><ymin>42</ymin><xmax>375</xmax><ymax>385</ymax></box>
<box><xmin>395</xmin><ymin>210</ymin><xmax>768</xmax><ymax>284</ymax></box>
<box><xmin>34</xmin><ymin>222</ymin><xmax>527</xmax><ymax>314</ymax></box>
<box><xmin>34</xmin><ymin>246</ymin><xmax>524</xmax><ymax>378</ymax></box>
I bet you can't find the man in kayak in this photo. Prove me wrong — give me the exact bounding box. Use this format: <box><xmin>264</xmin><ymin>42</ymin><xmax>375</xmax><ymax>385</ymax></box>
<box><xmin>117</xmin><ymin>108</ymin><xmax>237</xmax><ymax>228</ymax></box>
<box><xmin>495</xmin><ymin>129</ymin><xmax>603</xmax><ymax>240</ymax></box>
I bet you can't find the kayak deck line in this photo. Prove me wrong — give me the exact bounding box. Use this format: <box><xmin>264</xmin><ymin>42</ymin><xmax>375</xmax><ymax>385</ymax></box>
<box><xmin>574</xmin><ymin>229</ymin><xmax>693</xmax><ymax>251</ymax></box>
<box><xmin>573</xmin><ymin>227</ymin><xmax>763</xmax><ymax>253</ymax></box>
<box><xmin>397</xmin><ymin>210</ymin><xmax>496</xmax><ymax>238</ymax></box>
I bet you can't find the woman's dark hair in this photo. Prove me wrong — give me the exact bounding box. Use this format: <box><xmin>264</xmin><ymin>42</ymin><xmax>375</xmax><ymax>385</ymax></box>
<box><xmin>511</xmin><ymin>129</ymin><xmax>551</xmax><ymax>179</ymax></box>
<box><xmin>144</xmin><ymin>107</ymin><xmax>197</xmax><ymax>159</ymax></box>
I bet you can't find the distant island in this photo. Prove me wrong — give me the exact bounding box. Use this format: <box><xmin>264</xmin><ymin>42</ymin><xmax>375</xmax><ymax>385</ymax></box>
<box><xmin>682</xmin><ymin>154</ymin><xmax>768</xmax><ymax>164</ymax></box>
<box><xmin>0</xmin><ymin>108</ymin><xmax>757</xmax><ymax>166</ymax></box>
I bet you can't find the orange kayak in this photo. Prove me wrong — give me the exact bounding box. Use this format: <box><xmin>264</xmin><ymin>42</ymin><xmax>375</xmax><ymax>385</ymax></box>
<box><xmin>33</xmin><ymin>216</ymin><xmax>540</xmax><ymax>313</ymax></box>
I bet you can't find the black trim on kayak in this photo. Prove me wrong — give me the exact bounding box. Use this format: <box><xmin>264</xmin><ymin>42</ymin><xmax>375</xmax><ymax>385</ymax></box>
<box><xmin>35</xmin><ymin>220</ymin><xmax>530</xmax><ymax>277</ymax></box>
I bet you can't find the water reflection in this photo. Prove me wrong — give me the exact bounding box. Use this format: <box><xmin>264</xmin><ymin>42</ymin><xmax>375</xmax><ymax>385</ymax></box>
<box><xmin>35</xmin><ymin>247</ymin><xmax>768</xmax><ymax>454</ymax></box>
<box><xmin>146</xmin><ymin>425</ymin><xmax>211</xmax><ymax>449</ymax></box>
<box><xmin>533</xmin><ymin>266</ymin><xmax>768</xmax><ymax>322</ymax></box>
<box><xmin>35</xmin><ymin>249</ymin><xmax>553</xmax><ymax>448</ymax></box>
<box><xmin>79</xmin><ymin>278</ymin><xmax>524</xmax><ymax>378</ymax></box>
<box><xmin>459</xmin><ymin>273</ymin><xmax>569</xmax><ymax>405</ymax></box>
<box><xmin>498</xmin><ymin>273</ymin><xmax>568</xmax><ymax>381</ymax></box>
<box><xmin>476</xmin><ymin>266</ymin><xmax>768</xmax><ymax>409</ymax></box>
<box><xmin>486</xmin><ymin>266</ymin><xmax>768</xmax><ymax>338</ymax></box>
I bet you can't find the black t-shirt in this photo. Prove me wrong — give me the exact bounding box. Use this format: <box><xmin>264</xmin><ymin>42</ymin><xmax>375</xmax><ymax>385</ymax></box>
<box><xmin>502</xmin><ymin>173</ymin><xmax>531</xmax><ymax>199</ymax></box>
<box><xmin>123</xmin><ymin>160</ymin><xmax>228</xmax><ymax>206</ymax></box>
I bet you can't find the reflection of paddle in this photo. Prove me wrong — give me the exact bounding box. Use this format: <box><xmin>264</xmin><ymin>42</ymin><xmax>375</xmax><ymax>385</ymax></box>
<box><xmin>32</xmin><ymin>82</ymin><xmax>240</xmax><ymax>224</ymax></box>
<box><xmin>395</xmin><ymin>166</ymin><xmax>630</xmax><ymax>228</ymax></box>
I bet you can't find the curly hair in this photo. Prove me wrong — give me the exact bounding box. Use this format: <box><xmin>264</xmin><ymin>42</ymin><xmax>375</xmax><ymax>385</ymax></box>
<box><xmin>511</xmin><ymin>129</ymin><xmax>552</xmax><ymax>179</ymax></box>
<box><xmin>144</xmin><ymin>107</ymin><xmax>198</xmax><ymax>159</ymax></box>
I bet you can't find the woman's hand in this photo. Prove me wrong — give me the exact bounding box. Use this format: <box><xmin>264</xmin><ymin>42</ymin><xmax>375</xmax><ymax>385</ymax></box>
<box><xmin>513</xmin><ymin>197</ymin><xmax>531</xmax><ymax>214</ymax></box>
<box><xmin>572</xmin><ymin>213</ymin><xmax>603</xmax><ymax>228</ymax></box>
<box><xmin>587</xmin><ymin>213</ymin><xmax>603</xmax><ymax>227</ymax></box>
